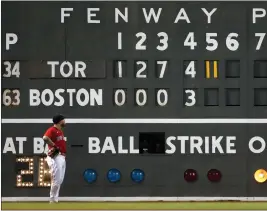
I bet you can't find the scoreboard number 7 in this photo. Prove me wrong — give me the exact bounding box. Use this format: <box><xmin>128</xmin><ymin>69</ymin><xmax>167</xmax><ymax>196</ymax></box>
<box><xmin>255</xmin><ymin>33</ymin><xmax>266</xmax><ymax>50</ymax></box>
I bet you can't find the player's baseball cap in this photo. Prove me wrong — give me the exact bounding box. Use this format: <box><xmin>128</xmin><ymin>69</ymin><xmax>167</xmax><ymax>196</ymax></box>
<box><xmin>53</xmin><ymin>114</ymin><xmax>65</xmax><ymax>124</ymax></box>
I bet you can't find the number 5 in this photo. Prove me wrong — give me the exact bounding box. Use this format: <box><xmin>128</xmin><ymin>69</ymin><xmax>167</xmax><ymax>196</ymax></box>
<box><xmin>185</xmin><ymin>90</ymin><xmax>196</xmax><ymax>106</ymax></box>
<box><xmin>206</xmin><ymin>33</ymin><xmax>218</xmax><ymax>51</ymax></box>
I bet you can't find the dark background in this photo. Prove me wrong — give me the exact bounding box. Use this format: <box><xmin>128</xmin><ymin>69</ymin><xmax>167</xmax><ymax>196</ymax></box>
<box><xmin>1</xmin><ymin>1</ymin><xmax>267</xmax><ymax>197</ymax></box>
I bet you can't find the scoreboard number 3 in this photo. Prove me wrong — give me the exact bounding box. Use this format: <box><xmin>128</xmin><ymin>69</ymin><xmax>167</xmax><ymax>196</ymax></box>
<box><xmin>185</xmin><ymin>90</ymin><xmax>196</xmax><ymax>107</ymax></box>
<box><xmin>2</xmin><ymin>61</ymin><xmax>20</xmax><ymax>78</ymax></box>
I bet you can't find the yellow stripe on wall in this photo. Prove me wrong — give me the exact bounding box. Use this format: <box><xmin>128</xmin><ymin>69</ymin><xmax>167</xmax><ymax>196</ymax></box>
<box><xmin>206</xmin><ymin>61</ymin><xmax>210</xmax><ymax>79</ymax></box>
<box><xmin>214</xmin><ymin>61</ymin><xmax>218</xmax><ymax>78</ymax></box>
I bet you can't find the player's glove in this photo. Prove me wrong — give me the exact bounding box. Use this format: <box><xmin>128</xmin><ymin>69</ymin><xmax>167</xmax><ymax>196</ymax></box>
<box><xmin>48</xmin><ymin>146</ymin><xmax>60</xmax><ymax>158</ymax></box>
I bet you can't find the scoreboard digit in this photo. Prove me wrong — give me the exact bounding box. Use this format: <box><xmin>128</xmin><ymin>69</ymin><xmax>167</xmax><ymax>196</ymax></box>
<box><xmin>1</xmin><ymin>1</ymin><xmax>267</xmax><ymax>200</ymax></box>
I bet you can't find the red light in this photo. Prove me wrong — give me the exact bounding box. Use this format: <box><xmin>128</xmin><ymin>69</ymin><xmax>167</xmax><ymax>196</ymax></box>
<box><xmin>184</xmin><ymin>169</ymin><xmax>198</xmax><ymax>182</ymax></box>
<box><xmin>207</xmin><ymin>169</ymin><xmax>222</xmax><ymax>182</ymax></box>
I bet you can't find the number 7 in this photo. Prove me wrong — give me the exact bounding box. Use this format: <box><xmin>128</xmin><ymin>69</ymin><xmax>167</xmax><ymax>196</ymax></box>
<box><xmin>157</xmin><ymin>61</ymin><xmax>167</xmax><ymax>78</ymax></box>
<box><xmin>255</xmin><ymin>33</ymin><xmax>266</xmax><ymax>50</ymax></box>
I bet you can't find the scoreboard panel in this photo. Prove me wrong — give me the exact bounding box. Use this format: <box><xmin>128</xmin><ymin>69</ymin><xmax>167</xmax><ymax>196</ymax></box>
<box><xmin>1</xmin><ymin>1</ymin><xmax>267</xmax><ymax>199</ymax></box>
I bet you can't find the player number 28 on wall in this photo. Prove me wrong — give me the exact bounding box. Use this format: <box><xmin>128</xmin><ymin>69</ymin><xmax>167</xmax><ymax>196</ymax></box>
<box><xmin>118</xmin><ymin>32</ymin><xmax>266</xmax><ymax>51</ymax></box>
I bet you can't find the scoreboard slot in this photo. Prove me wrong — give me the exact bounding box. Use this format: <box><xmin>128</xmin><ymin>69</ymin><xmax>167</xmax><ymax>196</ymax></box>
<box><xmin>226</xmin><ymin>60</ymin><xmax>241</xmax><ymax>78</ymax></box>
<box><xmin>254</xmin><ymin>60</ymin><xmax>267</xmax><ymax>78</ymax></box>
<box><xmin>139</xmin><ymin>132</ymin><xmax>165</xmax><ymax>154</ymax></box>
<box><xmin>204</xmin><ymin>88</ymin><xmax>219</xmax><ymax>106</ymax></box>
<box><xmin>254</xmin><ymin>88</ymin><xmax>267</xmax><ymax>106</ymax></box>
<box><xmin>225</xmin><ymin>88</ymin><xmax>240</xmax><ymax>106</ymax></box>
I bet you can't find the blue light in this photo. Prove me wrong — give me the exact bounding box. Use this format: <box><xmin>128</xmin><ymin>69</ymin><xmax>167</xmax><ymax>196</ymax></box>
<box><xmin>131</xmin><ymin>169</ymin><xmax>145</xmax><ymax>183</ymax></box>
<box><xmin>107</xmin><ymin>168</ymin><xmax>121</xmax><ymax>183</ymax></box>
<box><xmin>83</xmin><ymin>169</ymin><xmax>97</xmax><ymax>184</ymax></box>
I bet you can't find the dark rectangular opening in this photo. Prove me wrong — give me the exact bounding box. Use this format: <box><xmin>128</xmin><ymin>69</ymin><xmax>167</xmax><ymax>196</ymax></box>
<box><xmin>139</xmin><ymin>132</ymin><xmax>165</xmax><ymax>154</ymax></box>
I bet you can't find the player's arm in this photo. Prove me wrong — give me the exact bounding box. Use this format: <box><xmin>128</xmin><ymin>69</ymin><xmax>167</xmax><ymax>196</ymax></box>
<box><xmin>43</xmin><ymin>129</ymin><xmax>56</xmax><ymax>147</ymax></box>
<box><xmin>43</xmin><ymin>136</ymin><xmax>56</xmax><ymax>147</ymax></box>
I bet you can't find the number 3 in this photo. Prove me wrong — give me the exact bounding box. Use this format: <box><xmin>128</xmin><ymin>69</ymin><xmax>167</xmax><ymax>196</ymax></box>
<box><xmin>185</xmin><ymin>90</ymin><xmax>196</xmax><ymax>106</ymax></box>
<box><xmin>157</xmin><ymin>32</ymin><xmax>168</xmax><ymax>51</ymax></box>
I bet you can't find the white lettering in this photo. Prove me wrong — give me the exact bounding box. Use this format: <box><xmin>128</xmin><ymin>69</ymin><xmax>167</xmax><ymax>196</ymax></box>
<box><xmin>61</xmin><ymin>8</ymin><xmax>73</xmax><ymax>23</ymax></box>
<box><xmin>253</xmin><ymin>8</ymin><xmax>266</xmax><ymax>23</ymax></box>
<box><xmin>29</xmin><ymin>88</ymin><xmax>103</xmax><ymax>107</ymax></box>
<box><xmin>47</xmin><ymin>61</ymin><xmax>86</xmax><ymax>78</ymax></box>
<box><xmin>249</xmin><ymin>136</ymin><xmax>266</xmax><ymax>153</ymax></box>
<box><xmin>88</xmin><ymin>137</ymin><xmax>101</xmax><ymax>153</ymax></box>
<box><xmin>178</xmin><ymin>136</ymin><xmax>188</xmax><ymax>154</ymax></box>
<box><xmin>115</xmin><ymin>8</ymin><xmax>128</xmax><ymax>23</ymax></box>
<box><xmin>16</xmin><ymin>137</ymin><xmax>26</xmax><ymax>154</ymax></box>
<box><xmin>87</xmin><ymin>8</ymin><xmax>100</xmax><ymax>23</ymax></box>
<box><xmin>102</xmin><ymin>137</ymin><xmax>116</xmax><ymax>154</ymax></box>
<box><xmin>6</xmin><ymin>33</ymin><xmax>18</xmax><ymax>50</ymax></box>
<box><xmin>33</xmin><ymin>138</ymin><xmax>45</xmax><ymax>154</ymax></box>
<box><xmin>174</xmin><ymin>8</ymin><xmax>190</xmax><ymax>23</ymax></box>
<box><xmin>118</xmin><ymin>136</ymin><xmax>128</xmax><ymax>154</ymax></box>
<box><xmin>129</xmin><ymin>136</ymin><xmax>139</xmax><ymax>154</ymax></box>
<box><xmin>226</xmin><ymin>136</ymin><xmax>236</xmax><ymax>154</ymax></box>
<box><xmin>212</xmin><ymin>136</ymin><xmax>224</xmax><ymax>153</ymax></box>
<box><xmin>143</xmin><ymin>8</ymin><xmax>162</xmax><ymax>23</ymax></box>
<box><xmin>165</xmin><ymin>136</ymin><xmax>176</xmax><ymax>154</ymax></box>
<box><xmin>201</xmin><ymin>8</ymin><xmax>217</xmax><ymax>23</ymax></box>
<box><xmin>190</xmin><ymin>136</ymin><xmax>203</xmax><ymax>154</ymax></box>
<box><xmin>3</xmin><ymin>137</ymin><xmax>16</xmax><ymax>154</ymax></box>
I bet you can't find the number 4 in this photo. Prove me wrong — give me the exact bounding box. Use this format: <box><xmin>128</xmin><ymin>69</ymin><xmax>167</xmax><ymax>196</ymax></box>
<box><xmin>185</xmin><ymin>61</ymin><xmax>196</xmax><ymax>78</ymax></box>
<box><xmin>184</xmin><ymin>32</ymin><xmax>197</xmax><ymax>50</ymax></box>
<box><xmin>3</xmin><ymin>61</ymin><xmax>20</xmax><ymax>78</ymax></box>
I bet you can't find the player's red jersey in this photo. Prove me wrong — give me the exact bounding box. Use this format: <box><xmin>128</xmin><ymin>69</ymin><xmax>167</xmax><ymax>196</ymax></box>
<box><xmin>44</xmin><ymin>126</ymin><xmax>66</xmax><ymax>154</ymax></box>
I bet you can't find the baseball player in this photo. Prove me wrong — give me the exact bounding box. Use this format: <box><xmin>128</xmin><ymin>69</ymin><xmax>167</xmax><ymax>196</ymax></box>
<box><xmin>43</xmin><ymin>114</ymin><xmax>66</xmax><ymax>203</ymax></box>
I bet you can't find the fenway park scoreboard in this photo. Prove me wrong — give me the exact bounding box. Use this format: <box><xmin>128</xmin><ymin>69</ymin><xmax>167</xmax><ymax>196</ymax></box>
<box><xmin>1</xmin><ymin>1</ymin><xmax>267</xmax><ymax>199</ymax></box>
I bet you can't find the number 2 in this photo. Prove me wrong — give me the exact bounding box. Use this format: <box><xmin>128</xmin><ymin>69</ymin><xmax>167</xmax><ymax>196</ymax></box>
<box><xmin>136</xmin><ymin>61</ymin><xmax>147</xmax><ymax>78</ymax></box>
<box><xmin>136</xmin><ymin>32</ymin><xmax>147</xmax><ymax>50</ymax></box>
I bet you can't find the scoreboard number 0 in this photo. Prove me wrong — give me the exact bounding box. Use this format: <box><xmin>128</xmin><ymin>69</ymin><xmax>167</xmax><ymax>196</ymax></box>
<box><xmin>2</xmin><ymin>89</ymin><xmax>20</xmax><ymax>106</ymax></box>
<box><xmin>114</xmin><ymin>89</ymin><xmax>169</xmax><ymax>107</ymax></box>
